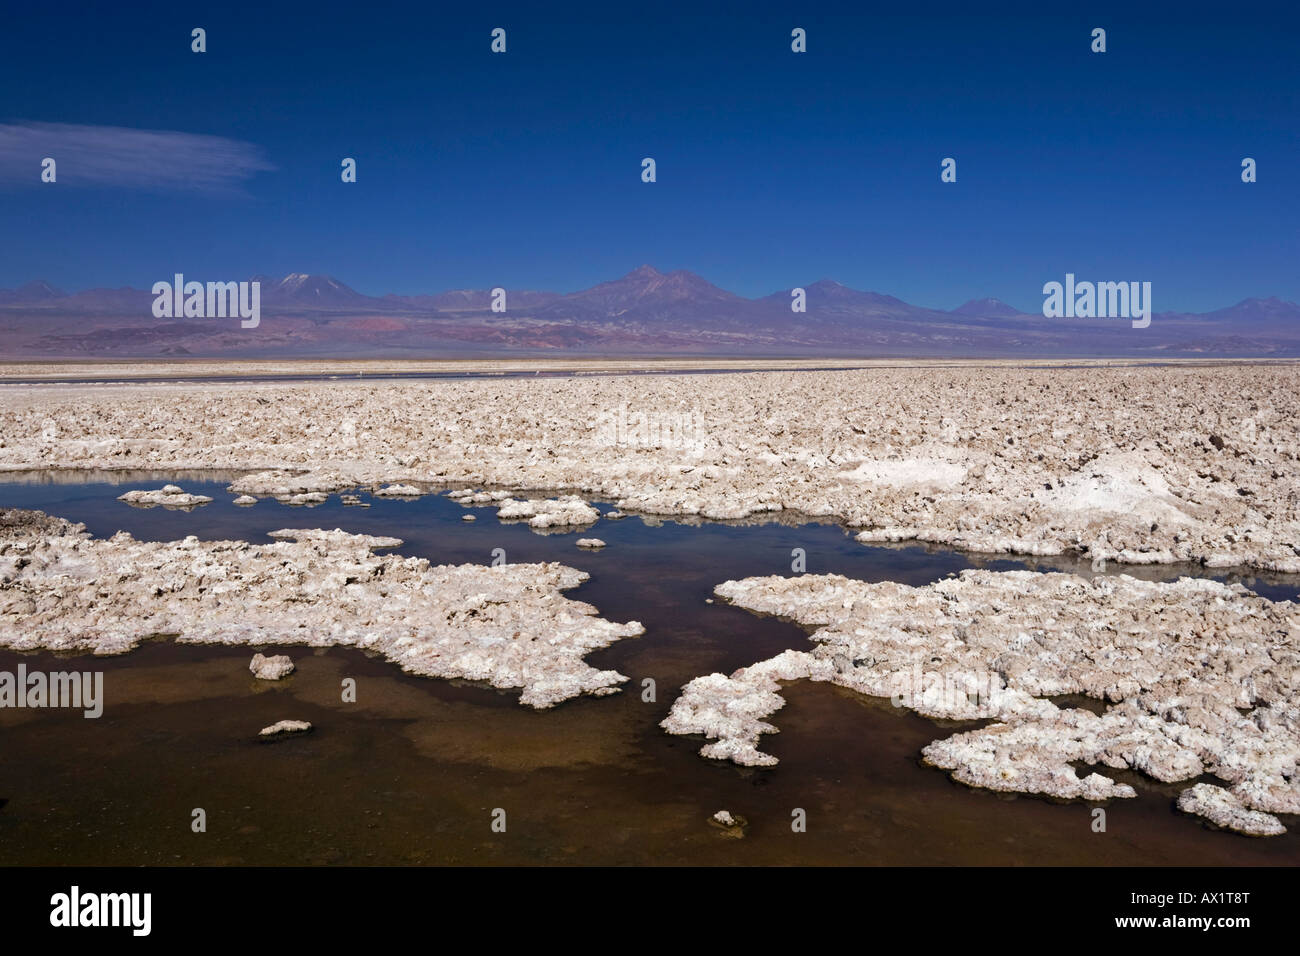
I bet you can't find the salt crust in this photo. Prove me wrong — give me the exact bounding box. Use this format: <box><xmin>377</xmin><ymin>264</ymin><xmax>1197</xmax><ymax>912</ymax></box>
<box><xmin>0</xmin><ymin>509</ymin><xmax>644</xmax><ymax>709</ymax></box>
<box><xmin>118</xmin><ymin>484</ymin><xmax>212</xmax><ymax>508</ymax></box>
<box><xmin>3</xmin><ymin>366</ymin><xmax>1298</xmax><ymax>570</ymax></box>
<box><xmin>259</xmin><ymin>719</ymin><xmax>311</xmax><ymax>737</ymax></box>
<box><xmin>250</xmin><ymin>652</ymin><xmax>295</xmax><ymax>680</ymax></box>
<box><xmin>662</xmin><ymin>570</ymin><xmax>1299</xmax><ymax>835</ymax></box>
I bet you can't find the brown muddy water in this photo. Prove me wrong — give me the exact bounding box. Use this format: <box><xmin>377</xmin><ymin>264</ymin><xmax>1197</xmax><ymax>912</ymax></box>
<box><xmin>1</xmin><ymin>471</ymin><xmax>1297</xmax><ymax>866</ymax></box>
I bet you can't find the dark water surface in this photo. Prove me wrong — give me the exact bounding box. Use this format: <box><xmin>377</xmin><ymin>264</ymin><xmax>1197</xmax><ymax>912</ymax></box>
<box><xmin>1</xmin><ymin>472</ymin><xmax>1297</xmax><ymax>865</ymax></box>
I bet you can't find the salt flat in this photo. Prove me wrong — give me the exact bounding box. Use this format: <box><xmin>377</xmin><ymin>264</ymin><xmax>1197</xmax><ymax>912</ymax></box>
<box><xmin>1</xmin><ymin>362</ymin><xmax>1297</xmax><ymax>832</ymax></box>
<box><xmin>1</xmin><ymin>363</ymin><xmax>1296</xmax><ymax>571</ymax></box>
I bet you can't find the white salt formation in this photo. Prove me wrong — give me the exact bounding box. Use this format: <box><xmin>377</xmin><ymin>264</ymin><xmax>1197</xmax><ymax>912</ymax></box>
<box><xmin>227</xmin><ymin>470</ymin><xmax>348</xmax><ymax>498</ymax></box>
<box><xmin>448</xmin><ymin>489</ymin><xmax>513</xmax><ymax>505</ymax></box>
<box><xmin>278</xmin><ymin>492</ymin><xmax>327</xmax><ymax>506</ymax></box>
<box><xmin>0</xmin><ymin>509</ymin><xmax>644</xmax><ymax>709</ymax></box>
<box><xmin>374</xmin><ymin>483</ymin><xmax>422</xmax><ymax>497</ymax></box>
<box><xmin>117</xmin><ymin>484</ymin><xmax>213</xmax><ymax>508</ymax></box>
<box><xmin>249</xmin><ymin>653</ymin><xmax>295</xmax><ymax>680</ymax></box>
<box><xmin>576</xmin><ymin>538</ymin><xmax>605</xmax><ymax>549</ymax></box>
<box><xmin>496</xmin><ymin>496</ymin><xmax>600</xmax><ymax>529</ymax></box>
<box><xmin>664</xmin><ymin>649</ymin><xmax>827</xmax><ymax>768</ymax></box>
<box><xmin>259</xmin><ymin>719</ymin><xmax>312</xmax><ymax>737</ymax></box>
<box><xmin>1176</xmin><ymin>783</ymin><xmax>1287</xmax><ymax>837</ymax></box>
<box><xmin>233</xmin><ymin>495</ymin><xmax>257</xmax><ymax>506</ymax></box>
<box><xmin>708</xmin><ymin>808</ymin><xmax>746</xmax><ymax>837</ymax></box>
<box><xmin>3</xmin><ymin>365</ymin><xmax>1296</xmax><ymax>570</ymax></box>
<box><xmin>662</xmin><ymin>570</ymin><xmax>1300</xmax><ymax>836</ymax></box>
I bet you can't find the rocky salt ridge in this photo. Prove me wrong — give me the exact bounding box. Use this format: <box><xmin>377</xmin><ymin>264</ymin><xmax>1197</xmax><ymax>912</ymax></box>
<box><xmin>0</xmin><ymin>509</ymin><xmax>644</xmax><ymax>709</ymax></box>
<box><xmin>2</xmin><ymin>365</ymin><xmax>1297</xmax><ymax>570</ymax></box>
<box><xmin>661</xmin><ymin>570</ymin><xmax>1299</xmax><ymax>836</ymax></box>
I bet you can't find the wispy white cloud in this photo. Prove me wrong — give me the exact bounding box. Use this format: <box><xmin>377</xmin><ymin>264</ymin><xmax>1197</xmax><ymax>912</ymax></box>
<box><xmin>0</xmin><ymin>121</ymin><xmax>274</xmax><ymax>191</ymax></box>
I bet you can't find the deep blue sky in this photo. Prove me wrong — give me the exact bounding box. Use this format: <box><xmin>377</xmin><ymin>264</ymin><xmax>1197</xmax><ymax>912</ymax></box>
<box><xmin>1</xmin><ymin>1</ymin><xmax>1296</xmax><ymax>312</ymax></box>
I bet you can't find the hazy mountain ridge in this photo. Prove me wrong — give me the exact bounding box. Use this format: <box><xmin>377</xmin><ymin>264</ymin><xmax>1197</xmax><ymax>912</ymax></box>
<box><xmin>1</xmin><ymin>266</ymin><xmax>1296</xmax><ymax>358</ymax></box>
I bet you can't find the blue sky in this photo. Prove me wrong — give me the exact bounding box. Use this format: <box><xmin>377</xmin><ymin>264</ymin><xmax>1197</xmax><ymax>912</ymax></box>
<box><xmin>1</xmin><ymin>1</ymin><xmax>1296</xmax><ymax>312</ymax></box>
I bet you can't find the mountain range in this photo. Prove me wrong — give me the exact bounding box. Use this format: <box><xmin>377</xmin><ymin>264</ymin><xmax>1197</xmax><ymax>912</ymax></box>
<box><xmin>1</xmin><ymin>267</ymin><xmax>1297</xmax><ymax>358</ymax></box>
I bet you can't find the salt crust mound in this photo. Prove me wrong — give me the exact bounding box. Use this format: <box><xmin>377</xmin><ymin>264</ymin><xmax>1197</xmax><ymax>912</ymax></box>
<box><xmin>4</xmin><ymin>365</ymin><xmax>1298</xmax><ymax>570</ymax></box>
<box><xmin>1176</xmin><ymin>783</ymin><xmax>1286</xmax><ymax>836</ymax></box>
<box><xmin>374</xmin><ymin>483</ymin><xmax>421</xmax><ymax>497</ymax></box>
<box><xmin>250</xmin><ymin>652</ymin><xmax>295</xmax><ymax>680</ymax></box>
<box><xmin>0</xmin><ymin>509</ymin><xmax>644</xmax><ymax>709</ymax></box>
<box><xmin>496</xmin><ymin>496</ymin><xmax>600</xmax><ymax>528</ymax></box>
<box><xmin>661</xmin><ymin>570</ymin><xmax>1299</xmax><ymax>835</ymax></box>
<box><xmin>280</xmin><ymin>492</ymin><xmax>327</xmax><ymax>505</ymax></box>
<box><xmin>449</xmin><ymin>490</ymin><xmax>601</xmax><ymax>532</ymax></box>
<box><xmin>118</xmin><ymin>484</ymin><xmax>212</xmax><ymax>508</ymax></box>
<box><xmin>448</xmin><ymin>489</ymin><xmax>514</xmax><ymax>505</ymax></box>
<box><xmin>260</xmin><ymin>719</ymin><xmax>311</xmax><ymax>737</ymax></box>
